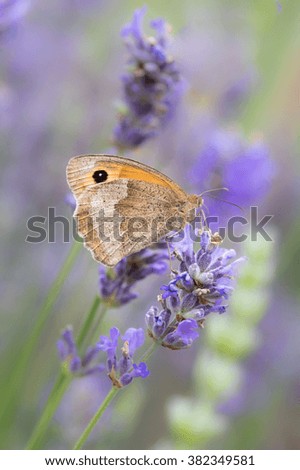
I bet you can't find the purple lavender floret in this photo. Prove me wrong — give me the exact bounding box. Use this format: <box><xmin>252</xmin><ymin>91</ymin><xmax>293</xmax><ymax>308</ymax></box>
<box><xmin>98</xmin><ymin>243</ymin><xmax>169</xmax><ymax>307</ymax></box>
<box><xmin>145</xmin><ymin>305</ymin><xmax>200</xmax><ymax>350</ymax></box>
<box><xmin>145</xmin><ymin>306</ymin><xmax>171</xmax><ymax>340</ymax></box>
<box><xmin>98</xmin><ymin>327</ymin><xmax>150</xmax><ymax>388</ymax></box>
<box><xmin>146</xmin><ymin>226</ymin><xmax>245</xmax><ymax>350</ymax></box>
<box><xmin>163</xmin><ymin>318</ymin><xmax>199</xmax><ymax>349</ymax></box>
<box><xmin>114</xmin><ymin>7</ymin><xmax>183</xmax><ymax>149</ymax></box>
<box><xmin>57</xmin><ymin>326</ymin><xmax>104</xmax><ymax>376</ymax></box>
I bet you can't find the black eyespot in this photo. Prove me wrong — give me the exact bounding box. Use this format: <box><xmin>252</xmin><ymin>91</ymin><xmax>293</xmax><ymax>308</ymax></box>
<box><xmin>93</xmin><ymin>169</ymin><xmax>108</xmax><ymax>183</ymax></box>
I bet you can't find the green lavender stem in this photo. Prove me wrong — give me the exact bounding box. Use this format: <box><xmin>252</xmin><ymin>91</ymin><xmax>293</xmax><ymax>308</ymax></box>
<box><xmin>138</xmin><ymin>341</ymin><xmax>158</xmax><ymax>363</ymax></box>
<box><xmin>1</xmin><ymin>241</ymin><xmax>82</xmax><ymax>427</ymax></box>
<box><xmin>77</xmin><ymin>296</ymin><xmax>101</xmax><ymax>351</ymax></box>
<box><xmin>79</xmin><ymin>303</ymin><xmax>108</xmax><ymax>352</ymax></box>
<box><xmin>26</xmin><ymin>294</ymin><xmax>106</xmax><ymax>449</ymax></box>
<box><xmin>26</xmin><ymin>374</ymin><xmax>72</xmax><ymax>450</ymax></box>
<box><xmin>73</xmin><ymin>387</ymin><xmax>119</xmax><ymax>450</ymax></box>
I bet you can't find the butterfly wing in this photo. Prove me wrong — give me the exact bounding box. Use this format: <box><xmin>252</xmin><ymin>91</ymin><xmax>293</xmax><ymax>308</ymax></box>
<box><xmin>66</xmin><ymin>154</ymin><xmax>193</xmax><ymax>266</ymax></box>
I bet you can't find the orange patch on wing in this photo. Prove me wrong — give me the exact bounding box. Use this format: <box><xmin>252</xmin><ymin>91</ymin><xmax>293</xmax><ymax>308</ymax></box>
<box><xmin>94</xmin><ymin>163</ymin><xmax>177</xmax><ymax>191</ymax></box>
<box><xmin>68</xmin><ymin>161</ymin><xmax>184</xmax><ymax>199</ymax></box>
<box><xmin>118</xmin><ymin>165</ymin><xmax>172</xmax><ymax>188</ymax></box>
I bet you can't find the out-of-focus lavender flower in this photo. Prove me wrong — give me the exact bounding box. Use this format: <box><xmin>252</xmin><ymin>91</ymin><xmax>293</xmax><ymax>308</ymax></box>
<box><xmin>113</xmin><ymin>7</ymin><xmax>183</xmax><ymax>149</ymax></box>
<box><xmin>218</xmin><ymin>73</ymin><xmax>256</xmax><ymax>118</ymax></box>
<box><xmin>146</xmin><ymin>227</ymin><xmax>244</xmax><ymax>350</ymax></box>
<box><xmin>98</xmin><ymin>327</ymin><xmax>150</xmax><ymax>388</ymax></box>
<box><xmin>176</xmin><ymin>12</ymin><xmax>256</xmax><ymax>117</ymax></box>
<box><xmin>0</xmin><ymin>82</ymin><xmax>14</xmax><ymax>129</ymax></box>
<box><xmin>65</xmin><ymin>191</ymin><xmax>76</xmax><ymax>211</ymax></box>
<box><xmin>189</xmin><ymin>129</ymin><xmax>275</xmax><ymax>216</ymax></box>
<box><xmin>98</xmin><ymin>243</ymin><xmax>169</xmax><ymax>307</ymax></box>
<box><xmin>57</xmin><ymin>326</ymin><xmax>104</xmax><ymax>376</ymax></box>
<box><xmin>0</xmin><ymin>0</ymin><xmax>30</xmax><ymax>35</ymax></box>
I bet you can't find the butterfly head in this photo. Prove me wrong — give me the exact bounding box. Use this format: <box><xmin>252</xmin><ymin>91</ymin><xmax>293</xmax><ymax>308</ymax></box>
<box><xmin>185</xmin><ymin>194</ymin><xmax>204</xmax><ymax>224</ymax></box>
<box><xmin>188</xmin><ymin>194</ymin><xmax>204</xmax><ymax>209</ymax></box>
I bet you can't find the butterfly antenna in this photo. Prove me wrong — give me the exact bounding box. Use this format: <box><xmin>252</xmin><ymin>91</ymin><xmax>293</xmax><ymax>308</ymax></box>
<box><xmin>199</xmin><ymin>187</ymin><xmax>229</xmax><ymax>197</ymax></box>
<box><xmin>205</xmin><ymin>193</ymin><xmax>245</xmax><ymax>214</ymax></box>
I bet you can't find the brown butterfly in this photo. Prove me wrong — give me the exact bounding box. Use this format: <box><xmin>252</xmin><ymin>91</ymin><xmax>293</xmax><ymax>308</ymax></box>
<box><xmin>66</xmin><ymin>154</ymin><xmax>203</xmax><ymax>266</ymax></box>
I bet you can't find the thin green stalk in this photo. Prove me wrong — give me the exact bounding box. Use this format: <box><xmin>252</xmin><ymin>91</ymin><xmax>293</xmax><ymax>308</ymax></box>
<box><xmin>77</xmin><ymin>296</ymin><xmax>101</xmax><ymax>350</ymax></box>
<box><xmin>138</xmin><ymin>341</ymin><xmax>158</xmax><ymax>363</ymax></box>
<box><xmin>1</xmin><ymin>241</ymin><xmax>82</xmax><ymax>425</ymax></box>
<box><xmin>27</xmin><ymin>375</ymin><xmax>72</xmax><ymax>450</ymax></box>
<box><xmin>26</xmin><ymin>295</ymin><xmax>104</xmax><ymax>449</ymax></box>
<box><xmin>73</xmin><ymin>387</ymin><xmax>119</xmax><ymax>450</ymax></box>
<box><xmin>78</xmin><ymin>302</ymin><xmax>108</xmax><ymax>352</ymax></box>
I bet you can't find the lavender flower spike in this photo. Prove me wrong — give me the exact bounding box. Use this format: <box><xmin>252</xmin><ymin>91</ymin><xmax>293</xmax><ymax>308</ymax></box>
<box><xmin>98</xmin><ymin>243</ymin><xmax>169</xmax><ymax>307</ymax></box>
<box><xmin>98</xmin><ymin>327</ymin><xmax>150</xmax><ymax>388</ymax></box>
<box><xmin>146</xmin><ymin>227</ymin><xmax>245</xmax><ymax>350</ymax></box>
<box><xmin>114</xmin><ymin>7</ymin><xmax>183</xmax><ymax>149</ymax></box>
<box><xmin>165</xmin><ymin>227</ymin><xmax>245</xmax><ymax>318</ymax></box>
<box><xmin>57</xmin><ymin>325</ymin><xmax>149</xmax><ymax>386</ymax></box>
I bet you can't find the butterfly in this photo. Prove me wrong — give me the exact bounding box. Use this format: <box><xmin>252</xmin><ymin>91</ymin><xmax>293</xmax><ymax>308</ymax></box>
<box><xmin>66</xmin><ymin>154</ymin><xmax>203</xmax><ymax>266</ymax></box>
